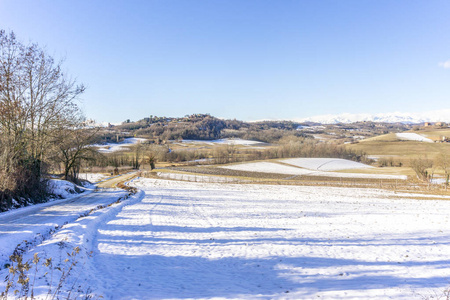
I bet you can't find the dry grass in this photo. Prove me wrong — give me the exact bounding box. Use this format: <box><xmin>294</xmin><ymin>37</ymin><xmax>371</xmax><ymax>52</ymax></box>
<box><xmin>346</xmin><ymin>131</ymin><xmax>450</xmax><ymax>179</ymax></box>
<box><xmin>336</xmin><ymin>166</ymin><xmax>415</xmax><ymax>176</ymax></box>
<box><xmin>418</xmin><ymin>128</ymin><xmax>450</xmax><ymax>140</ymax></box>
<box><xmin>359</xmin><ymin>133</ymin><xmax>399</xmax><ymax>143</ymax></box>
<box><xmin>358</xmin><ymin>129</ymin><xmax>450</xmax><ymax>143</ymax></box>
<box><xmin>348</xmin><ymin>140</ymin><xmax>450</xmax><ymax>160</ymax></box>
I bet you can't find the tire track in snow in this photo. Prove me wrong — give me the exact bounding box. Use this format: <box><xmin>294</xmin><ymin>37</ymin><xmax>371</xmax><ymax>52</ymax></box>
<box><xmin>316</xmin><ymin>159</ymin><xmax>340</xmax><ymax>171</ymax></box>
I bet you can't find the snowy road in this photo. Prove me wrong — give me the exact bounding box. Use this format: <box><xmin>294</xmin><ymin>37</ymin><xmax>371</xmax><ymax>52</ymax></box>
<box><xmin>0</xmin><ymin>187</ymin><xmax>127</xmax><ymax>269</ymax></box>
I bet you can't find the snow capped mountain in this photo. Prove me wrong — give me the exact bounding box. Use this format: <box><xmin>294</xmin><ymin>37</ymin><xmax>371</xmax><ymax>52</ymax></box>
<box><xmin>296</xmin><ymin>109</ymin><xmax>450</xmax><ymax>124</ymax></box>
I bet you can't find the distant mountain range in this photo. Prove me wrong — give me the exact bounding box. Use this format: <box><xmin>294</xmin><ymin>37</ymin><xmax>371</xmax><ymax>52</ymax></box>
<box><xmin>296</xmin><ymin>109</ymin><xmax>450</xmax><ymax>124</ymax></box>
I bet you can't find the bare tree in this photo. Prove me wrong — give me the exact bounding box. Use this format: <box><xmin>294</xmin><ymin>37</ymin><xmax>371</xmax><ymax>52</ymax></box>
<box><xmin>52</xmin><ymin>126</ymin><xmax>100</xmax><ymax>183</ymax></box>
<box><xmin>436</xmin><ymin>152</ymin><xmax>450</xmax><ymax>186</ymax></box>
<box><xmin>132</xmin><ymin>143</ymin><xmax>143</xmax><ymax>169</ymax></box>
<box><xmin>0</xmin><ymin>30</ymin><xmax>85</xmax><ymax>209</ymax></box>
<box><xmin>143</xmin><ymin>145</ymin><xmax>159</xmax><ymax>170</ymax></box>
<box><xmin>410</xmin><ymin>156</ymin><xmax>433</xmax><ymax>182</ymax></box>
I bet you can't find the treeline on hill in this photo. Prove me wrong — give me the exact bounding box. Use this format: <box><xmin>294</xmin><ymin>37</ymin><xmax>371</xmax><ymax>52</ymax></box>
<box><xmin>104</xmin><ymin>114</ymin><xmax>412</xmax><ymax>146</ymax></box>
<box><xmin>108</xmin><ymin>114</ymin><xmax>305</xmax><ymax>144</ymax></box>
<box><xmin>89</xmin><ymin>115</ymin><xmax>369</xmax><ymax>172</ymax></box>
<box><xmin>0</xmin><ymin>31</ymin><xmax>94</xmax><ymax>211</ymax></box>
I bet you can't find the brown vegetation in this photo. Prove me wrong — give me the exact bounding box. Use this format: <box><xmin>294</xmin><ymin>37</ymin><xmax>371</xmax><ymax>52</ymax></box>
<box><xmin>0</xmin><ymin>30</ymin><xmax>90</xmax><ymax>211</ymax></box>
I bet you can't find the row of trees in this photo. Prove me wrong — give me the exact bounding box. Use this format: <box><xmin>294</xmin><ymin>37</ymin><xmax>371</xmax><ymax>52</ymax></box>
<box><xmin>410</xmin><ymin>153</ymin><xmax>450</xmax><ymax>184</ymax></box>
<box><xmin>0</xmin><ymin>30</ymin><xmax>94</xmax><ymax>210</ymax></box>
<box><xmin>218</xmin><ymin>136</ymin><xmax>369</xmax><ymax>164</ymax></box>
<box><xmin>84</xmin><ymin>135</ymin><xmax>368</xmax><ymax>171</ymax></box>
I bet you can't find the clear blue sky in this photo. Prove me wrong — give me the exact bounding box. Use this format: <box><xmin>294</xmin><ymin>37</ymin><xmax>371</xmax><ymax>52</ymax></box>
<box><xmin>1</xmin><ymin>1</ymin><xmax>450</xmax><ymax>123</ymax></box>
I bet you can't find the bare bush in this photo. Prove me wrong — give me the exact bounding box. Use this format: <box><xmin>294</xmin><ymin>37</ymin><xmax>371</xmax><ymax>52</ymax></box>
<box><xmin>410</xmin><ymin>156</ymin><xmax>433</xmax><ymax>182</ymax></box>
<box><xmin>1</xmin><ymin>248</ymin><xmax>97</xmax><ymax>299</ymax></box>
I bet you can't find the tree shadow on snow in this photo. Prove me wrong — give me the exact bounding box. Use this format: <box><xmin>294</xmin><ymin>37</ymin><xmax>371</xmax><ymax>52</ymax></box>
<box><xmin>93</xmin><ymin>252</ymin><xmax>450</xmax><ymax>299</ymax></box>
<box><xmin>92</xmin><ymin>223</ymin><xmax>450</xmax><ymax>299</ymax></box>
<box><xmin>89</xmin><ymin>191</ymin><xmax>450</xmax><ymax>298</ymax></box>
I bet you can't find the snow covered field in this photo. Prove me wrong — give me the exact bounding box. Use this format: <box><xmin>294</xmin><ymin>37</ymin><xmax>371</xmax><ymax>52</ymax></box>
<box><xmin>2</xmin><ymin>178</ymin><xmax>450</xmax><ymax>299</ymax></box>
<box><xmin>157</xmin><ymin>172</ymin><xmax>245</xmax><ymax>183</ymax></box>
<box><xmin>78</xmin><ymin>172</ymin><xmax>110</xmax><ymax>183</ymax></box>
<box><xmin>222</xmin><ymin>161</ymin><xmax>407</xmax><ymax>180</ymax></box>
<box><xmin>181</xmin><ymin>138</ymin><xmax>264</xmax><ymax>146</ymax></box>
<box><xmin>396</xmin><ymin>133</ymin><xmax>434</xmax><ymax>143</ymax></box>
<box><xmin>94</xmin><ymin>179</ymin><xmax>450</xmax><ymax>299</ymax></box>
<box><xmin>93</xmin><ymin>137</ymin><xmax>147</xmax><ymax>153</ymax></box>
<box><xmin>282</xmin><ymin>158</ymin><xmax>373</xmax><ymax>171</ymax></box>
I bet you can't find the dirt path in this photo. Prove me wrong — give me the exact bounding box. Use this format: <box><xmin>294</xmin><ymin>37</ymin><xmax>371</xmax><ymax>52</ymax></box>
<box><xmin>96</xmin><ymin>172</ymin><xmax>138</xmax><ymax>188</ymax></box>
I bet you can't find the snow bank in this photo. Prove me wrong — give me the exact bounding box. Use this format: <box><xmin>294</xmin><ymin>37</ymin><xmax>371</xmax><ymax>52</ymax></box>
<box><xmin>47</xmin><ymin>179</ymin><xmax>85</xmax><ymax>198</ymax></box>
<box><xmin>222</xmin><ymin>162</ymin><xmax>407</xmax><ymax>180</ymax></box>
<box><xmin>396</xmin><ymin>133</ymin><xmax>434</xmax><ymax>143</ymax></box>
<box><xmin>282</xmin><ymin>158</ymin><xmax>373</xmax><ymax>171</ymax></box>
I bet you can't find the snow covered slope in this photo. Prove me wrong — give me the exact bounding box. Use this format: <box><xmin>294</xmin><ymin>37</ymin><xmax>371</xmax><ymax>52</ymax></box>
<box><xmin>282</xmin><ymin>158</ymin><xmax>373</xmax><ymax>171</ymax></box>
<box><xmin>222</xmin><ymin>161</ymin><xmax>406</xmax><ymax>180</ymax></box>
<box><xmin>47</xmin><ymin>179</ymin><xmax>85</xmax><ymax>198</ymax></box>
<box><xmin>396</xmin><ymin>132</ymin><xmax>434</xmax><ymax>143</ymax></box>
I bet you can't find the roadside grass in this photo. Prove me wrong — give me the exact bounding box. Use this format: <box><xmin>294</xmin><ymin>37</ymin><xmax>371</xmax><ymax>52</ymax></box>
<box><xmin>1</xmin><ymin>247</ymin><xmax>97</xmax><ymax>300</ymax></box>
